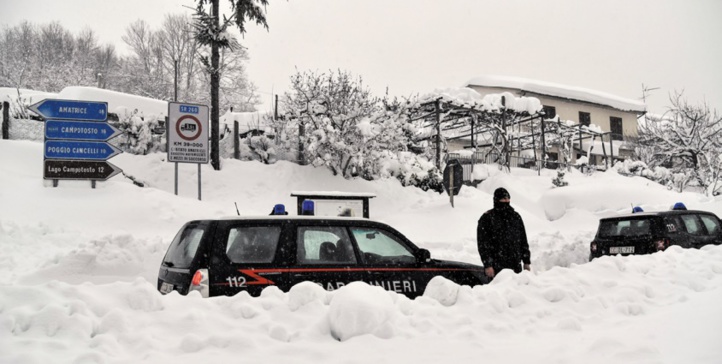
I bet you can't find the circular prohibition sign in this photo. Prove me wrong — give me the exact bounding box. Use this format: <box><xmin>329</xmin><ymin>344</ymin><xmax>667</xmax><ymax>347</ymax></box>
<box><xmin>175</xmin><ymin>115</ymin><xmax>203</xmax><ymax>141</ymax></box>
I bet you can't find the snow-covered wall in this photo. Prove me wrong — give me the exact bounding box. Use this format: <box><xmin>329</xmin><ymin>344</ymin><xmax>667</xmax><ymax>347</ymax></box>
<box><xmin>57</xmin><ymin>87</ymin><xmax>168</xmax><ymax>120</ymax></box>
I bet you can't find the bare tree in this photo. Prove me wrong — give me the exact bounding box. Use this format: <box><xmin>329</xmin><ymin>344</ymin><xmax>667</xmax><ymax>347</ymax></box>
<box><xmin>638</xmin><ymin>92</ymin><xmax>722</xmax><ymax>195</ymax></box>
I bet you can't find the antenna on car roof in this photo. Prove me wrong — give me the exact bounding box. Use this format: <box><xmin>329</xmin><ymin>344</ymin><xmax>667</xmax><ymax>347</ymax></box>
<box><xmin>234</xmin><ymin>202</ymin><xmax>240</xmax><ymax>216</ymax></box>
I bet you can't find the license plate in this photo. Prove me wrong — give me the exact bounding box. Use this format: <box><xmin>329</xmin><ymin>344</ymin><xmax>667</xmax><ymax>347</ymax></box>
<box><xmin>610</xmin><ymin>246</ymin><xmax>635</xmax><ymax>254</ymax></box>
<box><xmin>160</xmin><ymin>282</ymin><xmax>174</xmax><ymax>294</ymax></box>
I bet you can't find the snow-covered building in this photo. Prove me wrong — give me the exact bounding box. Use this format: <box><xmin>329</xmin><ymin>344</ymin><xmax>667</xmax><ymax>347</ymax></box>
<box><xmin>465</xmin><ymin>75</ymin><xmax>646</xmax><ymax>163</ymax></box>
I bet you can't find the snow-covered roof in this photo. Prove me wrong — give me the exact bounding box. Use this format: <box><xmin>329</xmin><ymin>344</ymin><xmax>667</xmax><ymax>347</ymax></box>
<box><xmin>465</xmin><ymin>75</ymin><xmax>646</xmax><ymax>114</ymax></box>
<box><xmin>290</xmin><ymin>191</ymin><xmax>377</xmax><ymax>198</ymax></box>
<box><xmin>0</xmin><ymin>87</ymin><xmax>58</xmax><ymax>104</ymax></box>
<box><xmin>57</xmin><ymin>86</ymin><xmax>168</xmax><ymax>119</ymax></box>
<box><xmin>419</xmin><ymin>87</ymin><xmax>542</xmax><ymax>114</ymax></box>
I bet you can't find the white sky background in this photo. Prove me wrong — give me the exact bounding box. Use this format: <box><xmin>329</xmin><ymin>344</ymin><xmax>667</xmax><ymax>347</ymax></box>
<box><xmin>3</xmin><ymin>0</ymin><xmax>721</xmax><ymax>114</ymax></box>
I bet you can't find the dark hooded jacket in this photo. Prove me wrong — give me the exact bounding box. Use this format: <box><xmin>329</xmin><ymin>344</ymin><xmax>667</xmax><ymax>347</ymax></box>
<box><xmin>477</xmin><ymin>191</ymin><xmax>531</xmax><ymax>273</ymax></box>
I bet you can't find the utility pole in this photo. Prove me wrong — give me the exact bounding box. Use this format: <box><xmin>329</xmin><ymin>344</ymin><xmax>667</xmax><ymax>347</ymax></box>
<box><xmin>174</xmin><ymin>60</ymin><xmax>178</xmax><ymax>102</ymax></box>
<box><xmin>641</xmin><ymin>83</ymin><xmax>659</xmax><ymax>104</ymax></box>
<box><xmin>274</xmin><ymin>94</ymin><xmax>279</xmax><ymax>121</ymax></box>
<box><xmin>210</xmin><ymin>0</ymin><xmax>221</xmax><ymax>170</ymax></box>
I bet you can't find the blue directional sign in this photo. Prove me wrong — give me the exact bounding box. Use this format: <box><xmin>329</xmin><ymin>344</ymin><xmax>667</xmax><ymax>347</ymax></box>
<box><xmin>30</xmin><ymin>99</ymin><xmax>108</xmax><ymax>121</ymax></box>
<box><xmin>45</xmin><ymin>140</ymin><xmax>122</xmax><ymax>160</ymax></box>
<box><xmin>45</xmin><ymin>120</ymin><xmax>121</xmax><ymax>141</ymax></box>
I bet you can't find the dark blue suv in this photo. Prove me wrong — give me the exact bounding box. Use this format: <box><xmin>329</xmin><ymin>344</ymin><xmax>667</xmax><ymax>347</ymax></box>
<box><xmin>590</xmin><ymin>208</ymin><xmax>722</xmax><ymax>260</ymax></box>
<box><xmin>158</xmin><ymin>216</ymin><xmax>487</xmax><ymax>298</ymax></box>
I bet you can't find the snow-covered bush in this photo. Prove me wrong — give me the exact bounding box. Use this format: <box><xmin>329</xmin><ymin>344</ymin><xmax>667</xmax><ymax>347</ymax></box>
<box><xmin>274</xmin><ymin>69</ymin><xmax>441</xmax><ymax>190</ymax></box>
<box><xmin>614</xmin><ymin>159</ymin><xmax>687</xmax><ymax>192</ymax></box>
<box><xmin>114</xmin><ymin>109</ymin><xmax>162</xmax><ymax>155</ymax></box>
<box><xmin>247</xmin><ymin>135</ymin><xmax>276</xmax><ymax>164</ymax></box>
<box><xmin>552</xmin><ymin>169</ymin><xmax>568</xmax><ymax>187</ymax></box>
<box><xmin>276</xmin><ymin>70</ymin><xmax>413</xmax><ymax>179</ymax></box>
<box><xmin>372</xmin><ymin>151</ymin><xmax>443</xmax><ymax>192</ymax></box>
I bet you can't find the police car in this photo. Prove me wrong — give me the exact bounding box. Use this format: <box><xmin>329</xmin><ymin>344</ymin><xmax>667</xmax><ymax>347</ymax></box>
<box><xmin>589</xmin><ymin>203</ymin><xmax>722</xmax><ymax>261</ymax></box>
<box><xmin>158</xmin><ymin>213</ymin><xmax>486</xmax><ymax>298</ymax></box>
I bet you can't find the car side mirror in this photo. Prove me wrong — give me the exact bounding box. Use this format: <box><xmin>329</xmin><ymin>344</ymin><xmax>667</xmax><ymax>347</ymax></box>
<box><xmin>416</xmin><ymin>248</ymin><xmax>431</xmax><ymax>263</ymax></box>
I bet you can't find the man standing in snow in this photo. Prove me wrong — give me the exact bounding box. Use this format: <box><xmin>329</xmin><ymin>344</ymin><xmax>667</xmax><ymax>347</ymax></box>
<box><xmin>477</xmin><ymin>187</ymin><xmax>531</xmax><ymax>280</ymax></box>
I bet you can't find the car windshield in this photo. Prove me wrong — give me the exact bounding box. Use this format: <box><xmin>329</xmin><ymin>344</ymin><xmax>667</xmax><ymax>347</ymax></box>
<box><xmin>598</xmin><ymin>219</ymin><xmax>652</xmax><ymax>238</ymax></box>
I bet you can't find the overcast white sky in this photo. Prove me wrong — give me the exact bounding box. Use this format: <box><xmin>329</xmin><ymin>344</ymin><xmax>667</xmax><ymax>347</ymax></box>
<box><xmin>3</xmin><ymin>0</ymin><xmax>721</xmax><ymax>114</ymax></box>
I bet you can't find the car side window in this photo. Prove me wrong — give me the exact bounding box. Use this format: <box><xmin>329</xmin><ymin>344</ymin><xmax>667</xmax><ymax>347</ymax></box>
<box><xmin>226</xmin><ymin>226</ymin><xmax>281</xmax><ymax>264</ymax></box>
<box><xmin>350</xmin><ymin>227</ymin><xmax>415</xmax><ymax>264</ymax></box>
<box><xmin>680</xmin><ymin>214</ymin><xmax>705</xmax><ymax>236</ymax></box>
<box><xmin>699</xmin><ymin>215</ymin><xmax>721</xmax><ymax>236</ymax></box>
<box><xmin>663</xmin><ymin>216</ymin><xmax>682</xmax><ymax>233</ymax></box>
<box><xmin>296</xmin><ymin>226</ymin><xmax>357</xmax><ymax>265</ymax></box>
<box><xmin>163</xmin><ymin>225</ymin><xmax>205</xmax><ymax>269</ymax></box>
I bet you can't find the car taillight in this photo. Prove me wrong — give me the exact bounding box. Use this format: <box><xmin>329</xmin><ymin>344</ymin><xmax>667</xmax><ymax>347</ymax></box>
<box><xmin>590</xmin><ymin>242</ymin><xmax>598</xmax><ymax>252</ymax></box>
<box><xmin>654</xmin><ymin>238</ymin><xmax>670</xmax><ymax>251</ymax></box>
<box><xmin>189</xmin><ymin>269</ymin><xmax>209</xmax><ymax>298</ymax></box>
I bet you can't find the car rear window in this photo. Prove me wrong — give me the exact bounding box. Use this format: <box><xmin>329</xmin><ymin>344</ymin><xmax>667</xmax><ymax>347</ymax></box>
<box><xmin>597</xmin><ymin>219</ymin><xmax>652</xmax><ymax>238</ymax></box>
<box><xmin>226</xmin><ymin>226</ymin><xmax>281</xmax><ymax>264</ymax></box>
<box><xmin>700</xmin><ymin>214</ymin><xmax>721</xmax><ymax>235</ymax></box>
<box><xmin>163</xmin><ymin>225</ymin><xmax>206</xmax><ymax>269</ymax></box>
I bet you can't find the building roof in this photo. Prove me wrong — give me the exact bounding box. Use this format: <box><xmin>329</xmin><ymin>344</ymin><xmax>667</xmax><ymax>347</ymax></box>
<box><xmin>465</xmin><ymin>75</ymin><xmax>646</xmax><ymax>114</ymax></box>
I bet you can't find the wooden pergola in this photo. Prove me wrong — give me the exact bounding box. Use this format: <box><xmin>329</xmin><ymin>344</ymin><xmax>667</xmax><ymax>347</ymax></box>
<box><xmin>409</xmin><ymin>94</ymin><xmax>618</xmax><ymax>173</ymax></box>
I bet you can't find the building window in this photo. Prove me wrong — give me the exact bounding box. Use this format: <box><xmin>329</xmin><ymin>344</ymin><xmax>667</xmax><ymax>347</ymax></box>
<box><xmin>579</xmin><ymin>111</ymin><xmax>591</xmax><ymax>127</ymax></box>
<box><xmin>542</xmin><ymin>105</ymin><xmax>557</xmax><ymax>119</ymax></box>
<box><xmin>610</xmin><ymin>117</ymin><xmax>623</xmax><ymax>141</ymax></box>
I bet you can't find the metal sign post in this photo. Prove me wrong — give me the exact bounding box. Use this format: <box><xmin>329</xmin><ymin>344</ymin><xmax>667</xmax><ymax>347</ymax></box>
<box><xmin>167</xmin><ymin>102</ymin><xmax>209</xmax><ymax>200</ymax></box>
<box><xmin>443</xmin><ymin>159</ymin><xmax>463</xmax><ymax>208</ymax></box>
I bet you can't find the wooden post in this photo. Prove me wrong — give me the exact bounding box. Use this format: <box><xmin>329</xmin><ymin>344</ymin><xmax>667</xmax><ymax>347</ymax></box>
<box><xmin>435</xmin><ymin>99</ymin><xmax>441</xmax><ymax>170</ymax></box>
<box><xmin>540</xmin><ymin>117</ymin><xmax>546</xmax><ymax>169</ymax></box>
<box><xmin>2</xmin><ymin>101</ymin><xmax>9</xmax><ymax>139</ymax></box>
<box><xmin>609</xmin><ymin>135</ymin><xmax>615</xmax><ymax>167</ymax></box>
<box><xmin>602</xmin><ymin>133</ymin><xmax>608</xmax><ymax>169</ymax></box>
<box><xmin>578</xmin><ymin>124</ymin><xmax>583</xmax><ymax>159</ymax></box>
<box><xmin>274</xmin><ymin>94</ymin><xmax>279</xmax><ymax>121</ymax></box>
<box><xmin>449</xmin><ymin>164</ymin><xmax>455</xmax><ymax>208</ymax></box>
<box><xmin>532</xmin><ymin>120</ymin><xmax>539</xmax><ymax>175</ymax></box>
<box><xmin>298</xmin><ymin>120</ymin><xmax>305</xmax><ymax>165</ymax></box>
<box><xmin>234</xmin><ymin>121</ymin><xmax>240</xmax><ymax>159</ymax></box>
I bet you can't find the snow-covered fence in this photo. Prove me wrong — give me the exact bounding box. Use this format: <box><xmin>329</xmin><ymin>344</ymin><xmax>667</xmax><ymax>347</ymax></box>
<box><xmin>8</xmin><ymin>118</ymin><xmax>44</xmax><ymax>141</ymax></box>
<box><xmin>447</xmin><ymin>150</ymin><xmax>541</xmax><ymax>183</ymax></box>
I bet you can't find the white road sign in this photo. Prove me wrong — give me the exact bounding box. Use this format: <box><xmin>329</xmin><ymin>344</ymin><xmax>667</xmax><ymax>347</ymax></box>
<box><xmin>167</xmin><ymin>102</ymin><xmax>209</xmax><ymax>164</ymax></box>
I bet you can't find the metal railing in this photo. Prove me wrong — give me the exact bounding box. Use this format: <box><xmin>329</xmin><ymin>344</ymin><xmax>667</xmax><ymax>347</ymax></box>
<box><xmin>446</xmin><ymin>151</ymin><xmax>562</xmax><ymax>182</ymax></box>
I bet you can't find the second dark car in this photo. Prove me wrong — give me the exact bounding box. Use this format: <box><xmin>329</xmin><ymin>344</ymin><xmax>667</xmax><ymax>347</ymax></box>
<box><xmin>158</xmin><ymin>216</ymin><xmax>487</xmax><ymax>298</ymax></box>
<box><xmin>589</xmin><ymin>207</ymin><xmax>722</xmax><ymax>261</ymax></box>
